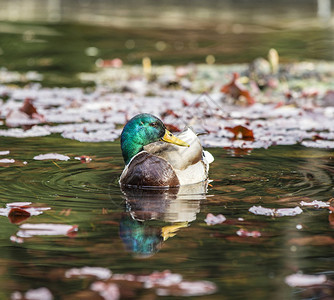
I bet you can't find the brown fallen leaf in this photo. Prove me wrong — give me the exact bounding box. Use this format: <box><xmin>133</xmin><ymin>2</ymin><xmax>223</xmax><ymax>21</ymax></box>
<box><xmin>221</xmin><ymin>73</ymin><xmax>255</xmax><ymax>105</ymax></box>
<box><xmin>20</xmin><ymin>98</ymin><xmax>45</xmax><ymax>122</ymax></box>
<box><xmin>225</xmin><ymin>125</ymin><xmax>255</xmax><ymax>140</ymax></box>
<box><xmin>8</xmin><ymin>208</ymin><xmax>31</xmax><ymax>224</ymax></box>
<box><xmin>165</xmin><ymin>124</ymin><xmax>181</xmax><ymax>132</ymax></box>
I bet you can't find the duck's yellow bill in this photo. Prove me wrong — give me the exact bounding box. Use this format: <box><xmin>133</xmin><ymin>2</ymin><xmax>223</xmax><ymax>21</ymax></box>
<box><xmin>160</xmin><ymin>129</ymin><xmax>189</xmax><ymax>147</ymax></box>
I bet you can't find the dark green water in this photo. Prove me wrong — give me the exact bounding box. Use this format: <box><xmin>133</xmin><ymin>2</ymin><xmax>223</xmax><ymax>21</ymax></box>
<box><xmin>0</xmin><ymin>21</ymin><xmax>334</xmax><ymax>86</ymax></box>
<box><xmin>0</xmin><ymin>135</ymin><xmax>333</xmax><ymax>299</ymax></box>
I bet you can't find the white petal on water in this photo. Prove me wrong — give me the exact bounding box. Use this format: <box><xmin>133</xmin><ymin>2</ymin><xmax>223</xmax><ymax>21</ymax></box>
<box><xmin>0</xmin><ymin>202</ymin><xmax>50</xmax><ymax>217</ymax></box>
<box><xmin>0</xmin><ymin>127</ymin><xmax>51</xmax><ymax>138</ymax></box>
<box><xmin>301</xmin><ymin>140</ymin><xmax>334</xmax><ymax>149</ymax></box>
<box><xmin>275</xmin><ymin>207</ymin><xmax>303</xmax><ymax>217</ymax></box>
<box><xmin>17</xmin><ymin>223</ymin><xmax>77</xmax><ymax>238</ymax></box>
<box><xmin>300</xmin><ymin>200</ymin><xmax>330</xmax><ymax>208</ymax></box>
<box><xmin>156</xmin><ymin>280</ymin><xmax>217</xmax><ymax>297</ymax></box>
<box><xmin>25</xmin><ymin>288</ymin><xmax>53</xmax><ymax>300</ymax></box>
<box><xmin>249</xmin><ymin>205</ymin><xmax>303</xmax><ymax>217</ymax></box>
<box><xmin>0</xmin><ymin>158</ymin><xmax>15</xmax><ymax>163</ymax></box>
<box><xmin>61</xmin><ymin>130</ymin><xmax>119</xmax><ymax>142</ymax></box>
<box><xmin>204</xmin><ymin>213</ymin><xmax>226</xmax><ymax>225</ymax></box>
<box><xmin>90</xmin><ymin>282</ymin><xmax>120</xmax><ymax>300</ymax></box>
<box><xmin>33</xmin><ymin>153</ymin><xmax>70</xmax><ymax>161</ymax></box>
<box><xmin>248</xmin><ymin>206</ymin><xmax>275</xmax><ymax>216</ymax></box>
<box><xmin>285</xmin><ymin>273</ymin><xmax>327</xmax><ymax>287</ymax></box>
<box><xmin>65</xmin><ymin>267</ymin><xmax>112</xmax><ymax>280</ymax></box>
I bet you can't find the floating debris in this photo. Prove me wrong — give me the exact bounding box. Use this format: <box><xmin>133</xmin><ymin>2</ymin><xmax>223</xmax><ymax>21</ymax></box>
<box><xmin>300</xmin><ymin>200</ymin><xmax>330</xmax><ymax>208</ymax></box>
<box><xmin>249</xmin><ymin>205</ymin><xmax>303</xmax><ymax>217</ymax></box>
<box><xmin>90</xmin><ymin>282</ymin><xmax>120</xmax><ymax>300</ymax></box>
<box><xmin>65</xmin><ymin>267</ymin><xmax>112</xmax><ymax>280</ymax></box>
<box><xmin>0</xmin><ymin>126</ymin><xmax>50</xmax><ymax>138</ymax></box>
<box><xmin>236</xmin><ymin>229</ymin><xmax>261</xmax><ymax>237</ymax></box>
<box><xmin>0</xmin><ymin>158</ymin><xmax>15</xmax><ymax>163</ymax></box>
<box><xmin>33</xmin><ymin>153</ymin><xmax>70</xmax><ymax>161</ymax></box>
<box><xmin>16</xmin><ymin>223</ymin><xmax>78</xmax><ymax>238</ymax></box>
<box><xmin>204</xmin><ymin>213</ymin><xmax>226</xmax><ymax>225</ymax></box>
<box><xmin>0</xmin><ymin>202</ymin><xmax>50</xmax><ymax>224</ymax></box>
<box><xmin>67</xmin><ymin>268</ymin><xmax>217</xmax><ymax>298</ymax></box>
<box><xmin>285</xmin><ymin>273</ymin><xmax>327</xmax><ymax>287</ymax></box>
<box><xmin>0</xmin><ymin>69</ymin><xmax>333</xmax><ymax>148</ymax></box>
<box><xmin>74</xmin><ymin>155</ymin><xmax>92</xmax><ymax>163</ymax></box>
<box><xmin>11</xmin><ymin>287</ymin><xmax>53</xmax><ymax>300</ymax></box>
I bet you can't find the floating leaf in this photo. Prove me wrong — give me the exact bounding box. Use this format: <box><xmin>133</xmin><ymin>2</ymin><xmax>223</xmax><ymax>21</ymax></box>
<box><xmin>20</xmin><ymin>98</ymin><xmax>38</xmax><ymax>117</ymax></box>
<box><xmin>0</xmin><ymin>202</ymin><xmax>50</xmax><ymax>224</ymax></box>
<box><xmin>165</xmin><ymin>124</ymin><xmax>181</xmax><ymax>132</ymax></box>
<box><xmin>221</xmin><ymin>73</ymin><xmax>255</xmax><ymax>105</ymax></box>
<box><xmin>8</xmin><ymin>208</ymin><xmax>31</xmax><ymax>224</ymax></box>
<box><xmin>225</xmin><ymin>125</ymin><xmax>254</xmax><ymax>140</ymax></box>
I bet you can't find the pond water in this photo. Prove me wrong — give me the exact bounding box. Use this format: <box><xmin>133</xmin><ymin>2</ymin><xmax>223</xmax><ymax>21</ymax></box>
<box><xmin>0</xmin><ymin>21</ymin><xmax>334</xmax><ymax>87</ymax></box>
<box><xmin>0</xmin><ymin>135</ymin><xmax>333</xmax><ymax>299</ymax></box>
<box><xmin>1</xmin><ymin>5</ymin><xmax>334</xmax><ymax>298</ymax></box>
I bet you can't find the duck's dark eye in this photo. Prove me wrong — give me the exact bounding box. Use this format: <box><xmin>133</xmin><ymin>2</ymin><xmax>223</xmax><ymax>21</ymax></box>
<box><xmin>150</xmin><ymin>122</ymin><xmax>158</xmax><ymax>127</ymax></box>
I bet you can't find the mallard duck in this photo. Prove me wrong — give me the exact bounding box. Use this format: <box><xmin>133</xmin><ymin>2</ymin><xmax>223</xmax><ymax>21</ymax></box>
<box><xmin>119</xmin><ymin>113</ymin><xmax>214</xmax><ymax>188</ymax></box>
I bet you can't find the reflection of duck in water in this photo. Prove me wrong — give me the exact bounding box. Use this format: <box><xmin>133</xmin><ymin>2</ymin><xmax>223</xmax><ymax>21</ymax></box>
<box><xmin>119</xmin><ymin>183</ymin><xmax>207</xmax><ymax>257</ymax></box>
<box><xmin>119</xmin><ymin>113</ymin><xmax>214</xmax><ymax>188</ymax></box>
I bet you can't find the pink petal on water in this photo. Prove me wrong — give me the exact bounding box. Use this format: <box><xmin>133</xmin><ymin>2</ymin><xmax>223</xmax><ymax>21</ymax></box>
<box><xmin>236</xmin><ymin>229</ymin><xmax>262</xmax><ymax>237</ymax></box>
<box><xmin>11</xmin><ymin>287</ymin><xmax>53</xmax><ymax>300</ymax></box>
<box><xmin>204</xmin><ymin>213</ymin><xmax>226</xmax><ymax>225</ymax></box>
<box><xmin>65</xmin><ymin>267</ymin><xmax>112</xmax><ymax>280</ymax></box>
<box><xmin>156</xmin><ymin>280</ymin><xmax>217</xmax><ymax>297</ymax></box>
<box><xmin>90</xmin><ymin>282</ymin><xmax>120</xmax><ymax>300</ymax></box>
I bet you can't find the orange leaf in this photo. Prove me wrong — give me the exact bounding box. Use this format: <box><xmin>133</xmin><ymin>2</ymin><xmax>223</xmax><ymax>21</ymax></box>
<box><xmin>19</xmin><ymin>98</ymin><xmax>38</xmax><ymax>117</ymax></box>
<box><xmin>221</xmin><ymin>73</ymin><xmax>255</xmax><ymax>105</ymax></box>
<box><xmin>225</xmin><ymin>125</ymin><xmax>254</xmax><ymax>140</ymax></box>
<box><xmin>19</xmin><ymin>98</ymin><xmax>45</xmax><ymax>122</ymax></box>
<box><xmin>8</xmin><ymin>208</ymin><xmax>31</xmax><ymax>224</ymax></box>
<box><xmin>165</xmin><ymin>124</ymin><xmax>181</xmax><ymax>132</ymax></box>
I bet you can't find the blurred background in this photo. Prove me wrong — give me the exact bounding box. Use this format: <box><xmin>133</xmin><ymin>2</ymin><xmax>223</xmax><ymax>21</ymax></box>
<box><xmin>0</xmin><ymin>0</ymin><xmax>333</xmax><ymax>86</ymax></box>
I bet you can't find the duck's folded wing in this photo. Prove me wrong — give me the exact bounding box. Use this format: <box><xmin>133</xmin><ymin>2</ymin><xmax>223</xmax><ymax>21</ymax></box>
<box><xmin>144</xmin><ymin>127</ymin><xmax>203</xmax><ymax>170</ymax></box>
<box><xmin>119</xmin><ymin>152</ymin><xmax>180</xmax><ymax>187</ymax></box>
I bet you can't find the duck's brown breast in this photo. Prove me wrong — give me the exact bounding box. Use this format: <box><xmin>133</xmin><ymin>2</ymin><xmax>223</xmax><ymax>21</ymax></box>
<box><xmin>120</xmin><ymin>152</ymin><xmax>180</xmax><ymax>188</ymax></box>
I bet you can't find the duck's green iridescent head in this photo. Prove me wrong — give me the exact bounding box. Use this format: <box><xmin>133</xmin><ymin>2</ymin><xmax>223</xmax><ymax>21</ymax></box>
<box><xmin>120</xmin><ymin>113</ymin><xmax>189</xmax><ymax>164</ymax></box>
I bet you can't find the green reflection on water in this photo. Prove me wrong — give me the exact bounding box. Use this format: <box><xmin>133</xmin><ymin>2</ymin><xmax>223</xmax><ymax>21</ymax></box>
<box><xmin>0</xmin><ymin>135</ymin><xmax>333</xmax><ymax>298</ymax></box>
<box><xmin>0</xmin><ymin>22</ymin><xmax>333</xmax><ymax>87</ymax></box>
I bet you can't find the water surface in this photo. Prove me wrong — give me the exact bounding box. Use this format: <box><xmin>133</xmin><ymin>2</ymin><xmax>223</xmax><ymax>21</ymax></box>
<box><xmin>0</xmin><ymin>135</ymin><xmax>333</xmax><ymax>299</ymax></box>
